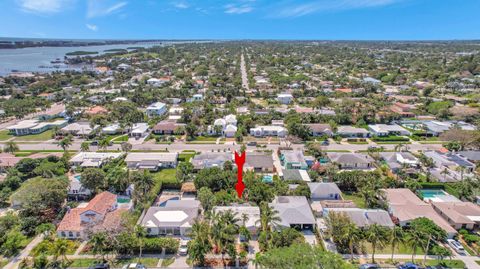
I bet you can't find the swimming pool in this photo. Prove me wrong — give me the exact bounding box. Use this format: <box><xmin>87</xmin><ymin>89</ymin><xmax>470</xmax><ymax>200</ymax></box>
<box><xmin>419</xmin><ymin>189</ymin><xmax>460</xmax><ymax>202</ymax></box>
<box><xmin>262</xmin><ymin>175</ymin><xmax>273</xmax><ymax>183</ymax></box>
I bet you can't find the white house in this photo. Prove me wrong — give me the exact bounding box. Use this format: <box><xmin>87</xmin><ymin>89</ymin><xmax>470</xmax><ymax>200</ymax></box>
<box><xmin>368</xmin><ymin>124</ymin><xmax>411</xmax><ymax>136</ymax></box>
<box><xmin>146</xmin><ymin>102</ymin><xmax>167</xmax><ymax>118</ymax></box>
<box><xmin>125</xmin><ymin>152</ymin><xmax>178</xmax><ymax>171</ymax></box>
<box><xmin>130</xmin><ymin>123</ymin><xmax>149</xmax><ymax>139</ymax></box>
<box><xmin>250</xmin><ymin>125</ymin><xmax>287</xmax><ymax>137</ymax></box>
<box><xmin>277</xmin><ymin>93</ymin><xmax>294</xmax><ymax>104</ymax></box>
<box><xmin>209</xmin><ymin>114</ymin><xmax>238</xmax><ymax>137</ymax></box>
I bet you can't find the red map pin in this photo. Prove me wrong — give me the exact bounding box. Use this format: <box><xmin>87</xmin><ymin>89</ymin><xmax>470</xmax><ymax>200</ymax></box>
<box><xmin>234</xmin><ymin>151</ymin><xmax>246</xmax><ymax>198</ymax></box>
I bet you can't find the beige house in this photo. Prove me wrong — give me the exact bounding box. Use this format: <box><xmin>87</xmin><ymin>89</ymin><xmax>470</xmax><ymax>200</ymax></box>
<box><xmin>431</xmin><ymin>202</ymin><xmax>480</xmax><ymax>230</ymax></box>
<box><xmin>383</xmin><ymin>188</ymin><xmax>457</xmax><ymax>238</ymax></box>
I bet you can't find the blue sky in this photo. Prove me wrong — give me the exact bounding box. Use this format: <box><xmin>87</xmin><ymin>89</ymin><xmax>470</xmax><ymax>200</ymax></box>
<box><xmin>0</xmin><ymin>0</ymin><xmax>479</xmax><ymax>40</ymax></box>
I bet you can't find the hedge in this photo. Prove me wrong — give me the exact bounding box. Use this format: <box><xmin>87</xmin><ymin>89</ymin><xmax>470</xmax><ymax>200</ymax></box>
<box><xmin>372</xmin><ymin>136</ymin><xmax>410</xmax><ymax>142</ymax></box>
<box><xmin>143</xmin><ymin>237</ymin><xmax>179</xmax><ymax>254</ymax></box>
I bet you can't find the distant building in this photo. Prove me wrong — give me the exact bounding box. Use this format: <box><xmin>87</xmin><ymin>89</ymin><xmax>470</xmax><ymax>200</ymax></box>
<box><xmin>7</xmin><ymin>119</ymin><xmax>67</xmax><ymax>136</ymax></box>
<box><xmin>146</xmin><ymin>102</ymin><xmax>167</xmax><ymax>118</ymax></box>
<box><xmin>70</xmin><ymin>152</ymin><xmax>122</xmax><ymax>168</ymax></box>
<box><xmin>277</xmin><ymin>93</ymin><xmax>294</xmax><ymax>104</ymax></box>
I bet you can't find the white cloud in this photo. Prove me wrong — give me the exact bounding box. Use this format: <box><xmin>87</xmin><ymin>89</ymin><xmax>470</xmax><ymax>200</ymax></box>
<box><xmin>17</xmin><ymin>0</ymin><xmax>74</xmax><ymax>14</ymax></box>
<box><xmin>224</xmin><ymin>4</ymin><xmax>253</xmax><ymax>14</ymax></box>
<box><xmin>173</xmin><ymin>2</ymin><xmax>189</xmax><ymax>9</ymax></box>
<box><xmin>87</xmin><ymin>0</ymin><xmax>127</xmax><ymax>18</ymax></box>
<box><xmin>86</xmin><ymin>23</ymin><xmax>98</xmax><ymax>31</ymax></box>
<box><xmin>275</xmin><ymin>0</ymin><xmax>403</xmax><ymax>18</ymax></box>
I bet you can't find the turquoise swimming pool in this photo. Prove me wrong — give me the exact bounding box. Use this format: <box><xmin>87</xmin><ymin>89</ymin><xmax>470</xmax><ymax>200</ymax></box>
<box><xmin>262</xmin><ymin>175</ymin><xmax>273</xmax><ymax>183</ymax></box>
<box><xmin>420</xmin><ymin>189</ymin><xmax>446</xmax><ymax>199</ymax></box>
<box><xmin>419</xmin><ymin>189</ymin><xmax>460</xmax><ymax>202</ymax></box>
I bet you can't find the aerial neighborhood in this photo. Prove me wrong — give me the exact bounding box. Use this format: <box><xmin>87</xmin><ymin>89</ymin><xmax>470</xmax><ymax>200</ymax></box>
<box><xmin>0</xmin><ymin>41</ymin><xmax>479</xmax><ymax>269</ymax></box>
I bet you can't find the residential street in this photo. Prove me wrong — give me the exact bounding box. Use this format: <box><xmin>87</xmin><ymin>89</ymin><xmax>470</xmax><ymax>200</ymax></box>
<box><xmin>0</xmin><ymin>140</ymin><xmax>443</xmax><ymax>153</ymax></box>
<box><xmin>240</xmin><ymin>53</ymin><xmax>249</xmax><ymax>90</ymax></box>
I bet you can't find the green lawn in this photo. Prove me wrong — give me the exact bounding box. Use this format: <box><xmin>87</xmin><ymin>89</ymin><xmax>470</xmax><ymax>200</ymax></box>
<box><xmin>161</xmin><ymin>257</ymin><xmax>175</xmax><ymax>267</ymax></box>
<box><xmin>178</xmin><ymin>152</ymin><xmax>196</xmax><ymax>162</ymax></box>
<box><xmin>69</xmin><ymin>258</ymin><xmax>159</xmax><ymax>268</ymax></box>
<box><xmin>342</xmin><ymin>193</ymin><xmax>366</xmax><ymax>208</ymax></box>
<box><xmin>193</xmin><ymin>136</ymin><xmax>218</xmax><ymax>141</ymax></box>
<box><xmin>14</xmin><ymin>130</ymin><xmax>54</xmax><ymax>141</ymax></box>
<box><xmin>0</xmin><ymin>130</ymin><xmax>13</xmax><ymax>141</ymax></box>
<box><xmin>0</xmin><ymin>260</ymin><xmax>8</xmax><ymax>268</ymax></box>
<box><xmin>111</xmin><ymin>134</ymin><xmax>129</xmax><ymax>143</ymax></box>
<box><xmin>362</xmin><ymin>242</ymin><xmax>424</xmax><ymax>255</ymax></box>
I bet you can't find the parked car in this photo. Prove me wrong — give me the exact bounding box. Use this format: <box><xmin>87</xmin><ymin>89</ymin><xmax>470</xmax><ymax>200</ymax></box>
<box><xmin>89</xmin><ymin>264</ymin><xmax>109</xmax><ymax>269</ymax></box>
<box><xmin>179</xmin><ymin>240</ymin><xmax>188</xmax><ymax>255</ymax></box>
<box><xmin>122</xmin><ymin>264</ymin><xmax>146</xmax><ymax>269</ymax></box>
<box><xmin>247</xmin><ymin>141</ymin><xmax>257</xmax><ymax>146</ymax></box>
<box><xmin>447</xmin><ymin>239</ymin><xmax>466</xmax><ymax>255</ymax></box>
<box><xmin>359</xmin><ymin>264</ymin><xmax>380</xmax><ymax>269</ymax></box>
<box><xmin>321</xmin><ymin>140</ymin><xmax>330</xmax><ymax>146</ymax></box>
<box><xmin>398</xmin><ymin>262</ymin><xmax>422</xmax><ymax>269</ymax></box>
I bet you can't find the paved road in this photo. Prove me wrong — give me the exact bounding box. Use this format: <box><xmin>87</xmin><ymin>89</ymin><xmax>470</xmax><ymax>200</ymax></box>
<box><xmin>0</xmin><ymin>140</ymin><xmax>443</xmax><ymax>153</ymax></box>
<box><xmin>240</xmin><ymin>53</ymin><xmax>249</xmax><ymax>90</ymax></box>
<box><xmin>4</xmin><ymin>234</ymin><xmax>43</xmax><ymax>269</ymax></box>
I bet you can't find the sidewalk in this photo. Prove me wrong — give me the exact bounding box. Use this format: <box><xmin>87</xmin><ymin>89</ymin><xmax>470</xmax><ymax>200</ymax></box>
<box><xmin>4</xmin><ymin>234</ymin><xmax>44</xmax><ymax>269</ymax></box>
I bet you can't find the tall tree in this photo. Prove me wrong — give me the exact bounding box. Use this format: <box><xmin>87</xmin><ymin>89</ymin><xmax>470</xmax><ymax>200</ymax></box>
<box><xmin>364</xmin><ymin>224</ymin><xmax>390</xmax><ymax>263</ymax></box>
<box><xmin>4</xmin><ymin>141</ymin><xmax>19</xmax><ymax>154</ymax></box>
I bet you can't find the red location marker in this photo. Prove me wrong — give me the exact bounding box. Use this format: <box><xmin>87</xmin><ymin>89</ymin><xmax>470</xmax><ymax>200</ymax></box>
<box><xmin>234</xmin><ymin>151</ymin><xmax>246</xmax><ymax>198</ymax></box>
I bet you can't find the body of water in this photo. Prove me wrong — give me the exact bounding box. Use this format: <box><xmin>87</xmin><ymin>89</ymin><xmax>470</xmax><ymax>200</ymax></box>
<box><xmin>0</xmin><ymin>42</ymin><xmax>158</xmax><ymax>76</ymax></box>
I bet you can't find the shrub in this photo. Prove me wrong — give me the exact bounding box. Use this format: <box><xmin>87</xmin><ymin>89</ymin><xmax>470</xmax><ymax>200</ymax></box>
<box><xmin>143</xmin><ymin>237</ymin><xmax>179</xmax><ymax>254</ymax></box>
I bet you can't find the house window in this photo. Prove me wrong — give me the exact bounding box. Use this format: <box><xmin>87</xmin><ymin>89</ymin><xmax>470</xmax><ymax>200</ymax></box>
<box><xmin>68</xmin><ymin>231</ymin><xmax>73</xmax><ymax>237</ymax></box>
<box><xmin>61</xmin><ymin>232</ymin><xmax>66</xmax><ymax>237</ymax></box>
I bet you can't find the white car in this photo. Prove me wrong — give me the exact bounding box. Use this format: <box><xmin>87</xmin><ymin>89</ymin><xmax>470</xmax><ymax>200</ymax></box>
<box><xmin>179</xmin><ymin>240</ymin><xmax>189</xmax><ymax>255</ymax></box>
<box><xmin>122</xmin><ymin>263</ymin><xmax>146</xmax><ymax>269</ymax></box>
<box><xmin>447</xmin><ymin>239</ymin><xmax>466</xmax><ymax>255</ymax></box>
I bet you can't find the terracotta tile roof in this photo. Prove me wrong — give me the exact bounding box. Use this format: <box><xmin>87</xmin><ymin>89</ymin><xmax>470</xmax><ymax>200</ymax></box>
<box><xmin>83</xmin><ymin>191</ymin><xmax>116</xmax><ymax>215</ymax></box>
<box><xmin>57</xmin><ymin>191</ymin><xmax>117</xmax><ymax>233</ymax></box>
<box><xmin>85</xmin><ymin>106</ymin><xmax>108</xmax><ymax>115</ymax></box>
<box><xmin>57</xmin><ymin>208</ymin><xmax>83</xmax><ymax>232</ymax></box>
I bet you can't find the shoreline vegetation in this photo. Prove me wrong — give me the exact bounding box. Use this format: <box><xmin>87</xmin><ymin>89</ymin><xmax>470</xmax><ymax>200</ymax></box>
<box><xmin>66</xmin><ymin>51</ymin><xmax>99</xmax><ymax>56</ymax></box>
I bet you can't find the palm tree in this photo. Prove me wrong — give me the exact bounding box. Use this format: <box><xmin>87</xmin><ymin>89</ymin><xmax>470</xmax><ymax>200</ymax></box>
<box><xmin>57</xmin><ymin>135</ymin><xmax>73</xmax><ymax>152</ymax></box>
<box><xmin>406</xmin><ymin>230</ymin><xmax>423</xmax><ymax>262</ymax></box>
<box><xmin>390</xmin><ymin>226</ymin><xmax>405</xmax><ymax>262</ymax></box>
<box><xmin>50</xmin><ymin>239</ymin><xmax>71</xmax><ymax>267</ymax></box>
<box><xmin>98</xmin><ymin>137</ymin><xmax>110</xmax><ymax>151</ymax></box>
<box><xmin>257</xmin><ymin>203</ymin><xmax>280</xmax><ymax>233</ymax></box>
<box><xmin>4</xmin><ymin>141</ymin><xmax>19</xmax><ymax>154</ymax></box>
<box><xmin>121</xmin><ymin>142</ymin><xmax>132</xmax><ymax>153</ymax></box>
<box><xmin>188</xmin><ymin>220</ymin><xmax>210</xmax><ymax>266</ymax></box>
<box><xmin>364</xmin><ymin>224</ymin><xmax>390</xmax><ymax>263</ymax></box>
<box><xmin>441</xmin><ymin>167</ymin><xmax>450</xmax><ymax>182</ymax></box>
<box><xmin>89</xmin><ymin>232</ymin><xmax>109</xmax><ymax>261</ymax></box>
<box><xmin>340</xmin><ymin>222</ymin><xmax>362</xmax><ymax>261</ymax></box>
<box><xmin>80</xmin><ymin>141</ymin><xmax>90</xmax><ymax>152</ymax></box>
<box><xmin>134</xmin><ymin>225</ymin><xmax>147</xmax><ymax>262</ymax></box>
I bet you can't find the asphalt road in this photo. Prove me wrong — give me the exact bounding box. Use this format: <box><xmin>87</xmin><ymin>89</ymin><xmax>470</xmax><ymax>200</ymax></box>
<box><xmin>1</xmin><ymin>140</ymin><xmax>443</xmax><ymax>153</ymax></box>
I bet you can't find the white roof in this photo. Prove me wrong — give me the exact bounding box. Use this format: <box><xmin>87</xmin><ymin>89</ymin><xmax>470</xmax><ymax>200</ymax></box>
<box><xmin>252</xmin><ymin>125</ymin><xmax>287</xmax><ymax>132</ymax></box>
<box><xmin>147</xmin><ymin>102</ymin><xmax>166</xmax><ymax>110</ymax></box>
<box><xmin>7</xmin><ymin>120</ymin><xmax>39</xmax><ymax>130</ymax></box>
<box><xmin>125</xmin><ymin>152</ymin><xmax>178</xmax><ymax>162</ymax></box>
<box><xmin>131</xmin><ymin>123</ymin><xmax>149</xmax><ymax>133</ymax></box>
<box><xmin>153</xmin><ymin>210</ymin><xmax>188</xmax><ymax>223</ymax></box>
<box><xmin>70</xmin><ymin>152</ymin><xmax>122</xmax><ymax>163</ymax></box>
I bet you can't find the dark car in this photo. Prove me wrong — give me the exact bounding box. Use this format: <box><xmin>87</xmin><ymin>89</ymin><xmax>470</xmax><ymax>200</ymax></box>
<box><xmin>247</xmin><ymin>141</ymin><xmax>257</xmax><ymax>146</ymax></box>
<box><xmin>398</xmin><ymin>262</ymin><xmax>422</xmax><ymax>269</ymax></box>
<box><xmin>89</xmin><ymin>263</ymin><xmax>110</xmax><ymax>269</ymax></box>
<box><xmin>359</xmin><ymin>264</ymin><xmax>380</xmax><ymax>269</ymax></box>
<box><xmin>321</xmin><ymin>140</ymin><xmax>330</xmax><ymax>146</ymax></box>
